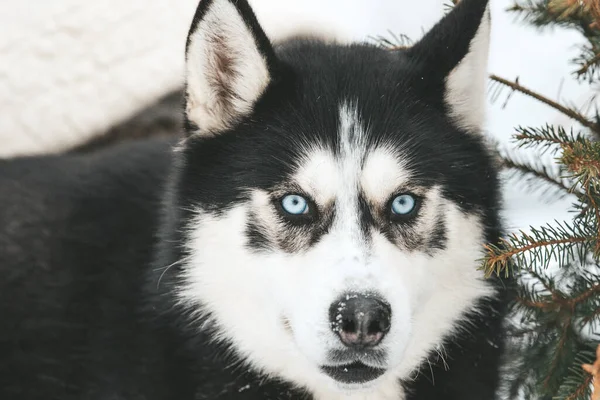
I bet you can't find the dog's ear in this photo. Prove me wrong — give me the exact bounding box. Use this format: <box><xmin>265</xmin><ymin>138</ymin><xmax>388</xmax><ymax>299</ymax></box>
<box><xmin>184</xmin><ymin>0</ymin><xmax>277</xmax><ymax>136</ymax></box>
<box><xmin>407</xmin><ymin>0</ymin><xmax>490</xmax><ymax>132</ymax></box>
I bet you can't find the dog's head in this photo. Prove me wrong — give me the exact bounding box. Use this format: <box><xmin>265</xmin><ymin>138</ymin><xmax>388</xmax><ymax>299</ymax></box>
<box><xmin>171</xmin><ymin>0</ymin><xmax>499</xmax><ymax>395</ymax></box>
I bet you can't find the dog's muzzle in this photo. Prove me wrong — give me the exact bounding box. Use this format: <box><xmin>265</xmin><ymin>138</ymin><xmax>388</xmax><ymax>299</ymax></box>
<box><xmin>322</xmin><ymin>293</ymin><xmax>391</xmax><ymax>383</ymax></box>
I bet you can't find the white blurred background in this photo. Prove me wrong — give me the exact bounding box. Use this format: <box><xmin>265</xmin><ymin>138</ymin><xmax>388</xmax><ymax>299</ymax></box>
<box><xmin>0</xmin><ymin>0</ymin><xmax>589</xmax><ymax>230</ymax></box>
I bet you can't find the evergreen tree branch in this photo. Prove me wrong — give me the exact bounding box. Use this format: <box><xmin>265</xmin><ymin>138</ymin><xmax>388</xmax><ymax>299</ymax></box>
<box><xmin>515</xmin><ymin>125</ymin><xmax>576</xmax><ymax>151</ymax></box>
<box><xmin>509</xmin><ymin>0</ymin><xmax>600</xmax><ymax>35</ymax></box>
<box><xmin>484</xmin><ymin>235</ymin><xmax>587</xmax><ymax>277</ymax></box>
<box><xmin>564</xmin><ymin>369</ymin><xmax>594</xmax><ymax>400</ymax></box>
<box><xmin>576</xmin><ymin>51</ymin><xmax>600</xmax><ymax>76</ymax></box>
<box><xmin>487</xmin><ymin>2</ymin><xmax>600</xmax><ymax>398</ymax></box>
<box><xmin>503</xmin><ymin>158</ymin><xmax>567</xmax><ymax>192</ymax></box>
<box><xmin>544</xmin><ymin>320</ymin><xmax>573</xmax><ymax>389</ymax></box>
<box><xmin>370</xmin><ymin>31</ymin><xmax>413</xmax><ymax>50</ymax></box>
<box><xmin>527</xmin><ymin>267</ymin><xmax>557</xmax><ymax>295</ymax></box>
<box><xmin>483</xmin><ymin>222</ymin><xmax>597</xmax><ymax>277</ymax></box>
<box><xmin>556</xmin><ymin>348</ymin><xmax>598</xmax><ymax>400</ymax></box>
<box><xmin>571</xmin><ymin>282</ymin><xmax>600</xmax><ymax>305</ymax></box>
<box><xmin>490</xmin><ymin>74</ymin><xmax>600</xmax><ymax>134</ymax></box>
<box><xmin>583</xmin><ymin>190</ymin><xmax>600</xmax><ymax>253</ymax></box>
<box><xmin>501</xmin><ymin>153</ymin><xmax>582</xmax><ymax>197</ymax></box>
<box><xmin>581</xmin><ymin>304</ymin><xmax>600</xmax><ymax>325</ymax></box>
<box><xmin>561</xmin><ymin>139</ymin><xmax>600</xmax><ymax>189</ymax></box>
<box><xmin>516</xmin><ymin>296</ymin><xmax>550</xmax><ymax>309</ymax></box>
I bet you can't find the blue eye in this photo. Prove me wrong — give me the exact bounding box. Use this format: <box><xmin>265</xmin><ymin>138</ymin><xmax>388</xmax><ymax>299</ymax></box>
<box><xmin>391</xmin><ymin>194</ymin><xmax>417</xmax><ymax>215</ymax></box>
<box><xmin>281</xmin><ymin>194</ymin><xmax>309</xmax><ymax>215</ymax></box>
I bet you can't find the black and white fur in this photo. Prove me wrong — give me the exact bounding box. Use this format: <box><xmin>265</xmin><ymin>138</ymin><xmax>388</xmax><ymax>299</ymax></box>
<box><xmin>0</xmin><ymin>0</ymin><xmax>509</xmax><ymax>399</ymax></box>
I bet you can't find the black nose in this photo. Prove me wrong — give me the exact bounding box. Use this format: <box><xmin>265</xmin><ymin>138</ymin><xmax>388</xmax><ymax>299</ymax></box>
<box><xmin>329</xmin><ymin>293</ymin><xmax>391</xmax><ymax>348</ymax></box>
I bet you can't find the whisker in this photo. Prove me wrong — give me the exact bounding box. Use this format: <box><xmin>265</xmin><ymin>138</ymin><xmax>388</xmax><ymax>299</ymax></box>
<box><xmin>426</xmin><ymin>357</ymin><xmax>435</xmax><ymax>386</ymax></box>
<box><xmin>436</xmin><ymin>345</ymin><xmax>449</xmax><ymax>371</ymax></box>
<box><xmin>156</xmin><ymin>256</ymin><xmax>192</xmax><ymax>289</ymax></box>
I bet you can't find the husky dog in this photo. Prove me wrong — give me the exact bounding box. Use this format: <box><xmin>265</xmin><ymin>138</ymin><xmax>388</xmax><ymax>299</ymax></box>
<box><xmin>0</xmin><ymin>0</ymin><xmax>509</xmax><ymax>399</ymax></box>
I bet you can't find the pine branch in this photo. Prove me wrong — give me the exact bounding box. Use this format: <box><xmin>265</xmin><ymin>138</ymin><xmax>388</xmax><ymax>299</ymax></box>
<box><xmin>564</xmin><ymin>375</ymin><xmax>593</xmax><ymax>400</ymax></box>
<box><xmin>583</xmin><ymin>189</ymin><xmax>600</xmax><ymax>254</ymax></box>
<box><xmin>576</xmin><ymin>51</ymin><xmax>600</xmax><ymax>76</ymax></box>
<box><xmin>371</xmin><ymin>31</ymin><xmax>413</xmax><ymax>50</ymax></box>
<box><xmin>514</xmin><ymin>270</ymin><xmax>562</xmax><ymax>311</ymax></box>
<box><xmin>561</xmin><ymin>139</ymin><xmax>600</xmax><ymax>189</ymax></box>
<box><xmin>509</xmin><ymin>0</ymin><xmax>600</xmax><ymax>33</ymax></box>
<box><xmin>509</xmin><ymin>0</ymin><xmax>600</xmax><ymax>83</ymax></box>
<box><xmin>581</xmin><ymin>302</ymin><xmax>600</xmax><ymax>325</ymax></box>
<box><xmin>544</xmin><ymin>320</ymin><xmax>575</xmax><ymax>390</ymax></box>
<box><xmin>571</xmin><ymin>282</ymin><xmax>600</xmax><ymax>305</ymax></box>
<box><xmin>501</xmin><ymin>152</ymin><xmax>582</xmax><ymax>197</ymax></box>
<box><xmin>563</xmin><ymin>356</ymin><xmax>594</xmax><ymax>400</ymax></box>
<box><xmin>489</xmin><ymin>2</ymin><xmax>600</xmax><ymax>398</ymax></box>
<box><xmin>483</xmin><ymin>221</ymin><xmax>597</xmax><ymax>277</ymax></box>
<box><xmin>528</xmin><ymin>267</ymin><xmax>558</xmax><ymax>295</ymax></box>
<box><xmin>490</xmin><ymin>74</ymin><xmax>600</xmax><ymax>134</ymax></box>
<box><xmin>514</xmin><ymin>268</ymin><xmax>600</xmax><ymax>316</ymax></box>
<box><xmin>514</xmin><ymin>125</ymin><xmax>578</xmax><ymax>152</ymax></box>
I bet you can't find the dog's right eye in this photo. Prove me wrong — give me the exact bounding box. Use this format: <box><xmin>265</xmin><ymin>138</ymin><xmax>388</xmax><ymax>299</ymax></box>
<box><xmin>388</xmin><ymin>193</ymin><xmax>420</xmax><ymax>222</ymax></box>
<box><xmin>391</xmin><ymin>194</ymin><xmax>416</xmax><ymax>215</ymax></box>
<box><xmin>280</xmin><ymin>194</ymin><xmax>309</xmax><ymax>215</ymax></box>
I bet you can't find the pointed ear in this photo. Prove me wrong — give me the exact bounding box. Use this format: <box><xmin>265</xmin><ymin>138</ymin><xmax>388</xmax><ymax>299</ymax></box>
<box><xmin>407</xmin><ymin>0</ymin><xmax>491</xmax><ymax>132</ymax></box>
<box><xmin>184</xmin><ymin>0</ymin><xmax>277</xmax><ymax>136</ymax></box>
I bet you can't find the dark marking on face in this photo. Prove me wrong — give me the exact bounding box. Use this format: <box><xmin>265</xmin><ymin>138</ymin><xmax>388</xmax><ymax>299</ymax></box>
<box><xmin>244</xmin><ymin>192</ymin><xmax>335</xmax><ymax>253</ymax></box>
<box><xmin>245</xmin><ymin>213</ymin><xmax>272</xmax><ymax>252</ymax></box>
<box><xmin>379</xmin><ymin>222</ymin><xmax>426</xmax><ymax>251</ymax></box>
<box><xmin>357</xmin><ymin>194</ymin><xmax>375</xmax><ymax>245</ymax></box>
<box><xmin>244</xmin><ymin>182</ymin><xmax>450</xmax><ymax>254</ymax></box>
<box><xmin>427</xmin><ymin>216</ymin><xmax>447</xmax><ymax>253</ymax></box>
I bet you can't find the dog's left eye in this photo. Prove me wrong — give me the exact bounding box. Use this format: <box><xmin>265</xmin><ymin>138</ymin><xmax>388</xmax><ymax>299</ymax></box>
<box><xmin>281</xmin><ymin>194</ymin><xmax>309</xmax><ymax>215</ymax></box>
<box><xmin>390</xmin><ymin>194</ymin><xmax>418</xmax><ymax>216</ymax></box>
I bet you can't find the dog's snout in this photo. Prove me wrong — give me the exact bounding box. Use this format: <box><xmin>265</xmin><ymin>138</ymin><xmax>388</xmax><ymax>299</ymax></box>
<box><xmin>329</xmin><ymin>293</ymin><xmax>391</xmax><ymax>348</ymax></box>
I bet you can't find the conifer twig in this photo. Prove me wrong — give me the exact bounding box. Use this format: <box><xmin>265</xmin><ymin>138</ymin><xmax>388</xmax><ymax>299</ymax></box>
<box><xmin>489</xmin><ymin>74</ymin><xmax>600</xmax><ymax>134</ymax></box>
<box><xmin>570</xmin><ymin>283</ymin><xmax>600</xmax><ymax>306</ymax></box>
<box><xmin>581</xmin><ymin>305</ymin><xmax>600</xmax><ymax>325</ymax></box>
<box><xmin>565</xmin><ymin>374</ymin><xmax>594</xmax><ymax>400</ymax></box>
<box><xmin>483</xmin><ymin>234</ymin><xmax>593</xmax><ymax>277</ymax></box>
<box><xmin>576</xmin><ymin>52</ymin><xmax>600</xmax><ymax>76</ymax></box>
<box><xmin>501</xmin><ymin>155</ymin><xmax>581</xmax><ymax>196</ymax></box>
<box><xmin>544</xmin><ymin>320</ymin><xmax>573</xmax><ymax>389</ymax></box>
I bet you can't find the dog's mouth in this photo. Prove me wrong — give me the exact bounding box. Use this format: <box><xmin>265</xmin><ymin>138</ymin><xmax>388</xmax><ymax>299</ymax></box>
<box><xmin>321</xmin><ymin>361</ymin><xmax>386</xmax><ymax>384</ymax></box>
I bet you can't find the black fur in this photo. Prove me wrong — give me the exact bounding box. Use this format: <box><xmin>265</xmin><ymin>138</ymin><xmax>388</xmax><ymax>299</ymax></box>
<box><xmin>0</xmin><ymin>0</ymin><xmax>510</xmax><ymax>399</ymax></box>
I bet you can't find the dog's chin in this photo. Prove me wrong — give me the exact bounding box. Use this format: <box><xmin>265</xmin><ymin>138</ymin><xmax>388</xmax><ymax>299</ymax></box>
<box><xmin>321</xmin><ymin>361</ymin><xmax>386</xmax><ymax>386</ymax></box>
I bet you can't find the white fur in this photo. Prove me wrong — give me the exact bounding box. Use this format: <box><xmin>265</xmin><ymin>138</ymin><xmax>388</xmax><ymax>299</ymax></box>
<box><xmin>333</xmin><ymin>102</ymin><xmax>368</xmax><ymax>244</ymax></box>
<box><xmin>294</xmin><ymin>149</ymin><xmax>338</xmax><ymax>206</ymax></box>
<box><xmin>445</xmin><ymin>5</ymin><xmax>491</xmax><ymax>133</ymax></box>
<box><xmin>185</xmin><ymin>0</ymin><xmax>270</xmax><ymax>134</ymax></box>
<box><xmin>361</xmin><ymin>147</ymin><xmax>412</xmax><ymax>205</ymax></box>
<box><xmin>178</xmin><ymin>103</ymin><xmax>495</xmax><ymax>399</ymax></box>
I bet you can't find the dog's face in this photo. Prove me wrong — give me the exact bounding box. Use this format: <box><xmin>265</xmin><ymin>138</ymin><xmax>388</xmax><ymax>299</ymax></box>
<box><xmin>173</xmin><ymin>0</ymin><xmax>499</xmax><ymax>396</ymax></box>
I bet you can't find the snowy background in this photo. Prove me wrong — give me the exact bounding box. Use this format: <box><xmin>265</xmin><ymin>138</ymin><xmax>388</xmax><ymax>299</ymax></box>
<box><xmin>0</xmin><ymin>0</ymin><xmax>588</xmax><ymax>230</ymax></box>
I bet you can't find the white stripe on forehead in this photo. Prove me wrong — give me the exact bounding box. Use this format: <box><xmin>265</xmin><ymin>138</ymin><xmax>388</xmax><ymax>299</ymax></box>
<box><xmin>333</xmin><ymin>102</ymin><xmax>366</xmax><ymax>238</ymax></box>
<box><xmin>292</xmin><ymin>102</ymin><xmax>412</xmax><ymax>222</ymax></box>
<box><xmin>292</xmin><ymin>102</ymin><xmax>366</xmax><ymax>207</ymax></box>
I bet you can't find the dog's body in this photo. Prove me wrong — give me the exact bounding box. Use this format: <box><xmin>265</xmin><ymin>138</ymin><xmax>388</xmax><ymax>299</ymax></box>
<box><xmin>0</xmin><ymin>1</ymin><xmax>510</xmax><ymax>399</ymax></box>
